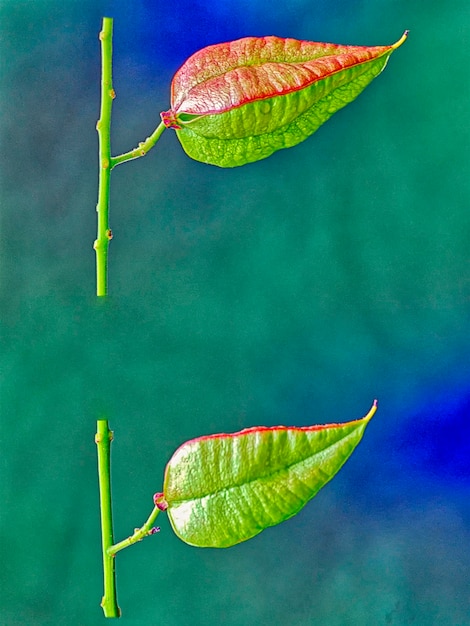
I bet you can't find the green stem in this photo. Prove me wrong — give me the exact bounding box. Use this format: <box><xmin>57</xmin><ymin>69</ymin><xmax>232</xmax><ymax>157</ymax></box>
<box><xmin>108</xmin><ymin>505</ymin><xmax>162</xmax><ymax>556</ymax></box>
<box><xmin>94</xmin><ymin>18</ymin><xmax>166</xmax><ymax>296</ymax></box>
<box><xmin>95</xmin><ymin>17</ymin><xmax>115</xmax><ymax>297</ymax></box>
<box><xmin>96</xmin><ymin>420</ymin><xmax>121</xmax><ymax>618</ymax></box>
<box><xmin>111</xmin><ymin>121</ymin><xmax>167</xmax><ymax>169</ymax></box>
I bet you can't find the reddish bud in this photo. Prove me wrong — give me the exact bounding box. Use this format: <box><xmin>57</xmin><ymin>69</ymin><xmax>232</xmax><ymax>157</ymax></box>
<box><xmin>153</xmin><ymin>493</ymin><xmax>169</xmax><ymax>511</ymax></box>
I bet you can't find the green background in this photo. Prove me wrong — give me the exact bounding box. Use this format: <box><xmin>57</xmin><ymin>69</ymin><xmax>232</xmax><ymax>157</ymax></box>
<box><xmin>1</xmin><ymin>1</ymin><xmax>469</xmax><ymax>624</ymax></box>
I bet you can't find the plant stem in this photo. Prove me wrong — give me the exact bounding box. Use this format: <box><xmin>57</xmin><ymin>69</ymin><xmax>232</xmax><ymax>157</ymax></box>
<box><xmin>94</xmin><ymin>18</ymin><xmax>167</xmax><ymax>296</ymax></box>
<box><xmin>108</xmin><ymin>505</ymin><xmax>162</xmax><ymax>556</ymax></box>
<box><xmin>111</xmin><ymin>121</ymin><xmax>167</xmax><ymax>169</ymax></box>
<box><xmin>96</xmin><ymin>420</ymin><xmax>121</xmax><ymax>618</ymax></box>
<box><xmin>95</xmin><ymin>17</ymin><xmax>115</xmax><ymax>297</ymax></box>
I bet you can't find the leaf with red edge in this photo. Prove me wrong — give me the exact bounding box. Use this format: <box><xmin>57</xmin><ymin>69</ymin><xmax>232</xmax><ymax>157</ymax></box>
<box><xmin>160</xmin><ymin>33</ymin><xmax>407</xmax><ymax>167</ymax></box>
<box><xmin>160</xmin><ymin>402</ymin><xmax>376</xmax><ymax>547</ymax></box>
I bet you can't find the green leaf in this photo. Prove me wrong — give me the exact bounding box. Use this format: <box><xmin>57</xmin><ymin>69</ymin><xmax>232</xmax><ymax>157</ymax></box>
<box><xmin>162</xmin><ymin>402</ymin><xmax>376</xmax><ymax>547</ymax></box>
<box><xmin>160</xmin><ymin>33</ymin><xmax>407</xmax><ymax>167</ymax></box>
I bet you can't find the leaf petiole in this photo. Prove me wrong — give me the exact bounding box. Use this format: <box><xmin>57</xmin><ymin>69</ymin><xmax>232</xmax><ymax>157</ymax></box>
<box><xmin>110</xmin><ymin>121</ymin><xmax>167</xmax><ymax>169</ymax></box>
<box><xmin>108</xmin><ymin>502</ymin><xmax>163</xmax><ymax>556</ymax></box>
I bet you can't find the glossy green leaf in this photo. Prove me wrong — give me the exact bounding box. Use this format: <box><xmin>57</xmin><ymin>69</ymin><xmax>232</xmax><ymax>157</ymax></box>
<box><xmin>162</xmin><ymin>402</ymin><xmax>376</xmax><ymax>547</ymax></box>
<box><xmin>160</xmin><ymin>33</ymin><xmax>407</xmax><ymax>167</ymax></box>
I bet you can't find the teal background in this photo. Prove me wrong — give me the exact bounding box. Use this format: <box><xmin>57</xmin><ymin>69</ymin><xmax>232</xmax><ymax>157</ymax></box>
<box><xmin>1</xmin><ymin>1</ymin><xmax>469</xmax><ymax>624</ymax></box>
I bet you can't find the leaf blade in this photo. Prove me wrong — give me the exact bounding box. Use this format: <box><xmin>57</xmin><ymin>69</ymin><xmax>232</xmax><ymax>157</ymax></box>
<box><xmin>161</xmin><ymin>33</ymin><xmax>407</xmax><ymax>167</ymax></box>
<box><xmin>163</xmin><ymin>403</ymin><xmax>376</xmax><ymax>547</ymax></box>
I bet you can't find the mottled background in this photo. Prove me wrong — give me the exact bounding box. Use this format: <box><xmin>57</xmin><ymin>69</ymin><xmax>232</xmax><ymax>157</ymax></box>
<box><xmin>1</xmin><ymin>1</ymin><xmax>469</xmax><ymax>624</ymax></box>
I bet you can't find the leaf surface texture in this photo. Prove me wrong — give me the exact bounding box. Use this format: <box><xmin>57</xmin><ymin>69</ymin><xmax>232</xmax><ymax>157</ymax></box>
<box><xmin>163</xmin><ymin>404</ymin><xmax>376</xmax><ymax>547</ymax></box>
<box><xmin>161</xmin><ymin>34</ymin><xmax>407</xmax><ymax>166</ymax></box>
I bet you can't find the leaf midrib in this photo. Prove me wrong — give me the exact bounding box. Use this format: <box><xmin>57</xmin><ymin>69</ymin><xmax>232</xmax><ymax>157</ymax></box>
<box><xmin>168</xmin><ymin>425</ymin><xmax>362</xmax><ymax>505</ymax></box>
<box><xmin>178</xmin><ymin>51</ymin><xmax>390</xmax><ymax>116</ymax></box>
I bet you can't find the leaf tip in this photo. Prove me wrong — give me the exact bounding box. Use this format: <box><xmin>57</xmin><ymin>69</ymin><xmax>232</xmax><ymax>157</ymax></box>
<box><xmin>364</xmin><ymin>400</ymin><xmax>378</xmax><ymax>422</ymax></box>
<box><xmin>392</xmin><ymin>30</ymin><xmax>409</xmax><ymax>50</ymax></box>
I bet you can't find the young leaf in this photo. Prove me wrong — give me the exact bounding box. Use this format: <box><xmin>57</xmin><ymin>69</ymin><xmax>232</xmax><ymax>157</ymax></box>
<box><xmin>161</xmin><ymin>402</ymin><xmax>376</xmax><ymax>547</ymax></box>
<box><xmin>160</xmin><ymin>33</ymin><xmax>407</xmax><ymax>167</ymax></box>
